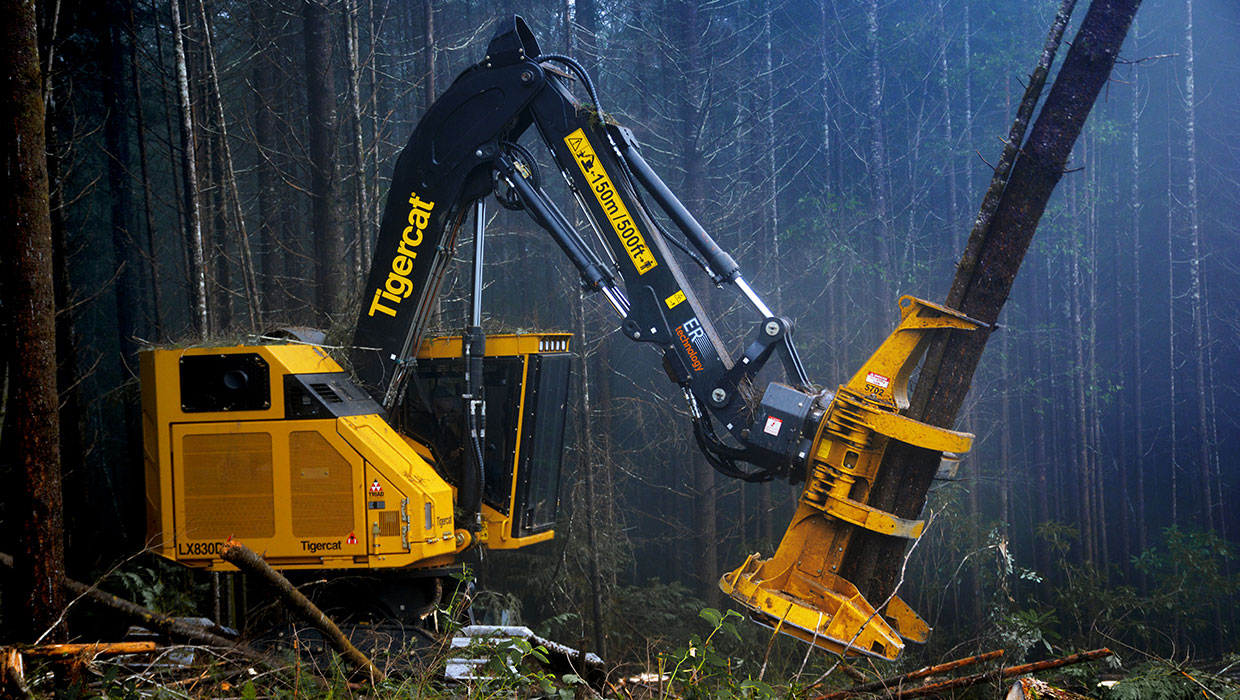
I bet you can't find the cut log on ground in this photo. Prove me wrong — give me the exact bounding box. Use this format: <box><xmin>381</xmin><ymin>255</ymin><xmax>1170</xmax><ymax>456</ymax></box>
<box><xmin>816</xmin><ymin>649</ymin><xmax>1005</xmax><ymax>698</ymax></box>
<box><xmin>219</xmin><ymin>539</ymin><xmax>385</xmax><ymax>683</ymax></box>
<box><xmin>886</xmin><ymin>648</ymin><xmax>1111</xmax><ymax>699</ymax></box>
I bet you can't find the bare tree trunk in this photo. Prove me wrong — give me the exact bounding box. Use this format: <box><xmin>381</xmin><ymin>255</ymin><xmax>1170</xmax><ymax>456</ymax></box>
<box><xmin>758</xmin><ymin>0</ymin><xmax>779</xmax><ymax>547</ymax></box>
<box><xmin>1182</xmin><ymin>0</ymin><xmax>1212</xmax><ymax>532</ymax></box>
<box><xmin>196</xmin><ymin>0</ymin><xmax>260</xmax><ymax>330</ymax></box>
<box><xmin>346</xmin><ymin>0</ymin><xmax>369</xmax><ymax>286</ymax></box>
<box><xmin>1071</xmin><ymin>174</ymin><xmax>1093</xmax><ymax>565</ymax></box>
<box><xmin>1061</xmin><ymin>155</ymin><xmax>1091</xmax><ymax>564</ymax></box>
<box><xmin>252</xmin><ymin>0</ymin><xmax>281</xmax><ymax>319</ymax></box>
<box><xmin>304</xmin><ymin>0</ymin><xmax>344</xmax><ymax>325</ymax></box>
<box><xmin>573</xmin><ymin>292</ymin><xmax>607</xmax><ymax>658</ymax></box>
<box><xmin>1032</xmin><ymin>256</ymin><xmax>1052</xmax><ymax>597</ymax></box>
<box><xmin>938</xmin><ymin>0</ymin><xmax>958</xmax><ymax>245</ymax></box>
<box><xmin>1166</xmin><ymin>109</ymin><xmax>1178</xmax><ymax>527</ymax></box>
<box><xmin>1180</xmin><ymin>0</ymin><xmax>1222</xmax><ymax>654</ymax></box>
<box><xmin>0</xmin><ymin>0</ymin><xmax>66</xmax><ymax>641</ymax></box>
<box><xmin>170</xmin><ymin>0</ymin><xmax>209</xmax><ymax>337</ymax></box>
<box><xmin>1128</xmin><ymin>19</ymin><xmax>1147</xmax><ymax>589</ymax></box>
<box><xmin>864</xmin><ymin>0</ymin><xmax>892</xmax><ymax>303</ymax></box>
<box><xmin>42</xmin><ymin>18</ymin><xmax>91</xmax><ymax>573</ymax></box>
<box><xmin>674</xmin><ymin>0</ymin><xmax>719</xmax><ymax>606</ymax></box>
<box><xmin>102</xmin><ymin>0</ymin><xmax>144</xmax><ymax>373</ymax></box>
<box><xmin>962</xmin><ymin>1</ymin><xmax>975</xmax><ymax>226</ymax></box>
<box><xmin>422</xmin><ymin>0</ymin><xmax>435</xmax><ymax>111</ymax></box>
<box><xmin>127</xmin><ymin>0</ymin><xmax>163</xmax><ymax>339</ymax></box>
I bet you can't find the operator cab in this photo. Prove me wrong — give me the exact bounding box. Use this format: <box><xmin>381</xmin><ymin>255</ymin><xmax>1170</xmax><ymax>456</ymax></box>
<box><xmin>402</xmin><ymin>333</ymin><xmax>572</xmax><ymax>546</ymax></box>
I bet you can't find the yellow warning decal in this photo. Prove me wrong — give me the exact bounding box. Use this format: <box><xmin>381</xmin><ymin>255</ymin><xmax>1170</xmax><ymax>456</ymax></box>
<box><xmin>665</xmin><ymin>290</ymin><xmax>686</xmax><ymax>309</ymax></box>
<box><xmin>564</xmin><ymin>128</ymin><xmax>658</xmax><ymax>275</ymax></box>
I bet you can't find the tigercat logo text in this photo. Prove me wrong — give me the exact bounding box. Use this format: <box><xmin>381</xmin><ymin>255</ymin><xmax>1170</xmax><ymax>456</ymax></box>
<box><xmin>368</xmin><ymin>194</ymin><xmax>435</xmax><ymax>317</ymax></box>
<box><xmin>301</xmin><ymin>540</ymin><xmax>344</xmax><ymax>554</ymax></box>
<box><xmin>564</xmin><ymin>128</ymin><xmax>658</xmax><ymax>275</ymax></box>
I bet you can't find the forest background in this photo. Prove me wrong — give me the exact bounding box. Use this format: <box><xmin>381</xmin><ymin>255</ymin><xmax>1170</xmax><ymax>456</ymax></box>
<box><xmin>1</xmin><ymin>0</ymin><xmax>1237</xmax><ymax>672</ymax></box>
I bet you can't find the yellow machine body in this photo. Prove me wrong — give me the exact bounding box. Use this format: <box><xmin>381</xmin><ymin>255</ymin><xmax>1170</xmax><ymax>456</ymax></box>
<box><xmin>142</xmin><ymin>333</ymin><xmax>571</xmax><ymax>572</ymax></box>
<box><xmin>721</xmin><ymin>296</ymin><xmax>983</xmax><ymax>660</ymax></box>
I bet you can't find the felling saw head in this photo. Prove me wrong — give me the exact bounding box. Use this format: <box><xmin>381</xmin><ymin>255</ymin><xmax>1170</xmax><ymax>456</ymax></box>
<box><xmin>720</xmin><ymin>296</ymin><xmax>984</xmax><ymax>660</ymax></box>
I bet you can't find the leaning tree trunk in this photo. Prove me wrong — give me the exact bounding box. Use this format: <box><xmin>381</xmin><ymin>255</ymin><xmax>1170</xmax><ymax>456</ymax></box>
<box><xmin>1</xmin><ymin>0</ymin><xmax>66</xmax><ymax>643</ymax></box>
<box><xmin>839</xmin><ymin>0</ymin><xmax>1140</xmax><ymax>602</ymax></box>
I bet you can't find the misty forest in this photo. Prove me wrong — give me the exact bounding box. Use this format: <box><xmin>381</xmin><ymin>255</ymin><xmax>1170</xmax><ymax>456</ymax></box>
<box><xmin>1</xmin><ymin>0</ymin><xmax>1238</xmax><ymax>697</ymax></box>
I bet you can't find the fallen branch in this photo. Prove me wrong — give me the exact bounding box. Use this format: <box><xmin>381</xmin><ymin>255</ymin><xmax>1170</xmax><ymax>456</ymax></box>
<box><xmin>816</xmin><ymin>649</ymin><xmax>1005</xmax><ymax>699</ymax></box>
<box><xmin>21</xmin><ymin>642</ymin><xmax>158</xmax><ymax>657</ymax></box>
<box><xmin>884</xmin><ymin>648</ymin><xmax>1111</xmax><ymax>699</ymax></box>
<box><xmin>0</xmin><ymin>550</ymin><xmax>269</xmax><ymax>665</ymax></box>
<box><xmin>219</xmin><ymin>539</ymin><xmax>385</xmax><ymax>683</ymax></box>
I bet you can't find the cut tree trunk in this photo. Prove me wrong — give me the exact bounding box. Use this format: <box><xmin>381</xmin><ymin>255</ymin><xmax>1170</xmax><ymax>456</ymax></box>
<box><xmin>839</xmin><ymin>0</ymin><xmax>1140</xmax><ymax>602</ymax></box>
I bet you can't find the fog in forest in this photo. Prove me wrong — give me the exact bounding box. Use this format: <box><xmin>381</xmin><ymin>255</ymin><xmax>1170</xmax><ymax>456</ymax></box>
<box><xmin>1</xmin><ymin>0</ymin><xmax>1237</xmax><ymax>691</ymax></box>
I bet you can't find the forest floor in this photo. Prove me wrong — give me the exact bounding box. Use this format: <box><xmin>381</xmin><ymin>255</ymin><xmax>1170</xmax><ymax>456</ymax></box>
<box><xmin>7</xmin><ymin>624</ymin><xmax>1240</xmax><ymax>699</ymax></box>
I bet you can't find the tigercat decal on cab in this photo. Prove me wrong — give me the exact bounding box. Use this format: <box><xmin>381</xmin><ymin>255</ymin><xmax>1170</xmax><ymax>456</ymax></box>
<box><xmin>564</xmin><ymin>128</ymin><xmax>658</xmax><ymax>275</ymax></box>
<box><xmin>368</xmin><ymin>193</ymin><xmax>435</xmax><ymax>317</ymax></box>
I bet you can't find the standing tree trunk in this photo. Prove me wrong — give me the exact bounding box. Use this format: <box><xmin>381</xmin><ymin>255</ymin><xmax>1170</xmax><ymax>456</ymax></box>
<box><xmin>422</xmin><ymin>0</ymin><xmax>435</xmax><ymax>111</ymax></box>
<box><xmin>864</xmin><ymin>0</ymin><xmax>893</xmax><ymax>304</ymax></box>
<box><xmin>573</xmin><ymin>292</ymin><xmax>607</xmax><ymax>658</ymax></box>
<box><xmin>1166</xmin><ymin>111</ymin><xmax>1178</xmax><ymax>527</ymax></box>
<box><xmin>674</xmin><ymin>0</ymin><xmax>719</xmax><ymax>606</ymax></box>
<box><xmin>1182</xmin><ymin>0</ymin><xmax>1213</xmax><ymax>532</ymax></box>
<box><xmin>1127</xmin><ymin>20</ymin><xmax>1147</xmax><ymax>588</ymax></box>
<box><xmin>839</xmin><ymin>0</ymin><xmax>1139</xmax><ymax>602</ymax></box>
<box><xmin>128</xmin><ymin>0</ymin><xmax>164</xmax><ymax>339</ymax></box>
<box><xmin>1</xmin><ymin>0</ymin><xmax>66</xmax><ymax>642</ymax></box>
<box><xmin>757</xmin><ymin>0</ymin><xmax>779</xmax><ymax>547</ymax></box>
<box><xmin>304</xmin><ymin>0</ymin><xmax>345</xmax><ymax>325</ymax></box>
<box><xmin>102</xmin><ymin>0</ymin><xmax>145</xmax><ymax>373</ymax></box>
<box><xmin>196</xmin><ymin>0</ymin><xmax>260</xmax><ymax>330</ymax></box>
<box><xmin>170</xmin><ymin>0</ymin><xmax>209</xmax><ymax>337</ymax></box>
<box><xmin>1069</xmin><ymin>175</ymin><xmax>1094</xmax><ymax>564</ymax></box>
<box><xmin>253</xmin><ymin>0</ymin><xmax>282</xmax><ymax>319</ymax></box>
<box><xmin>346</xmin><ymin>0</ymin><xmax>369</xmax><ymax>286</ymax></box>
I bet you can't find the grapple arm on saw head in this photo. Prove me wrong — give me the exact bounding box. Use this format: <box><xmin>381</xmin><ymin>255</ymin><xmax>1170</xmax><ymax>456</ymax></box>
<box><xmin>721</xmin><ymin>296</ymin><xmax>984</xmax><ymax>660</ymax></box>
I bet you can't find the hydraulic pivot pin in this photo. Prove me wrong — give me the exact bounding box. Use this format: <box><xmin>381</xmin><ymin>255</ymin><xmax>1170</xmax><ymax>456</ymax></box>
<box><xmin>720</xmin><ymin>296</ymin><xmax>984</xmax><ymax>660</ymax></box>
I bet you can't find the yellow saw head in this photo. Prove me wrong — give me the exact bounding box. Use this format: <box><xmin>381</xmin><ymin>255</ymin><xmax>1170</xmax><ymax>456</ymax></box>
<box><xmin>721</xmin><ymin>296</ymin><xmax>983</xmax><ymax>660</ymax></box>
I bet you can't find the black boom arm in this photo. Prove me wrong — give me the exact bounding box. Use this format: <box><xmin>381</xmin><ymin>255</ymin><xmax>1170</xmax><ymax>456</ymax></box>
<box><xmin>352</xmin><ymin>16</ymin><xmax>817</xmax><ymax>480</ymax></box>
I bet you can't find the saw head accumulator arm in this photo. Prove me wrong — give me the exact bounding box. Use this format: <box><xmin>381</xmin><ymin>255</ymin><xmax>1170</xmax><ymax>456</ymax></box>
<box><xmin>350</xmin><ymin>16</ymin><xmax>986</xmax><ymax>660</ymax></box>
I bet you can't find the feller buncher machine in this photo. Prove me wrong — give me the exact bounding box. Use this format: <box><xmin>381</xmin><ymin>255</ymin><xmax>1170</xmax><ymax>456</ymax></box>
<box><xmin>141</xmin><ymin>17</ymin><xmax>983</xmax><ymax>660</ymax></box>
